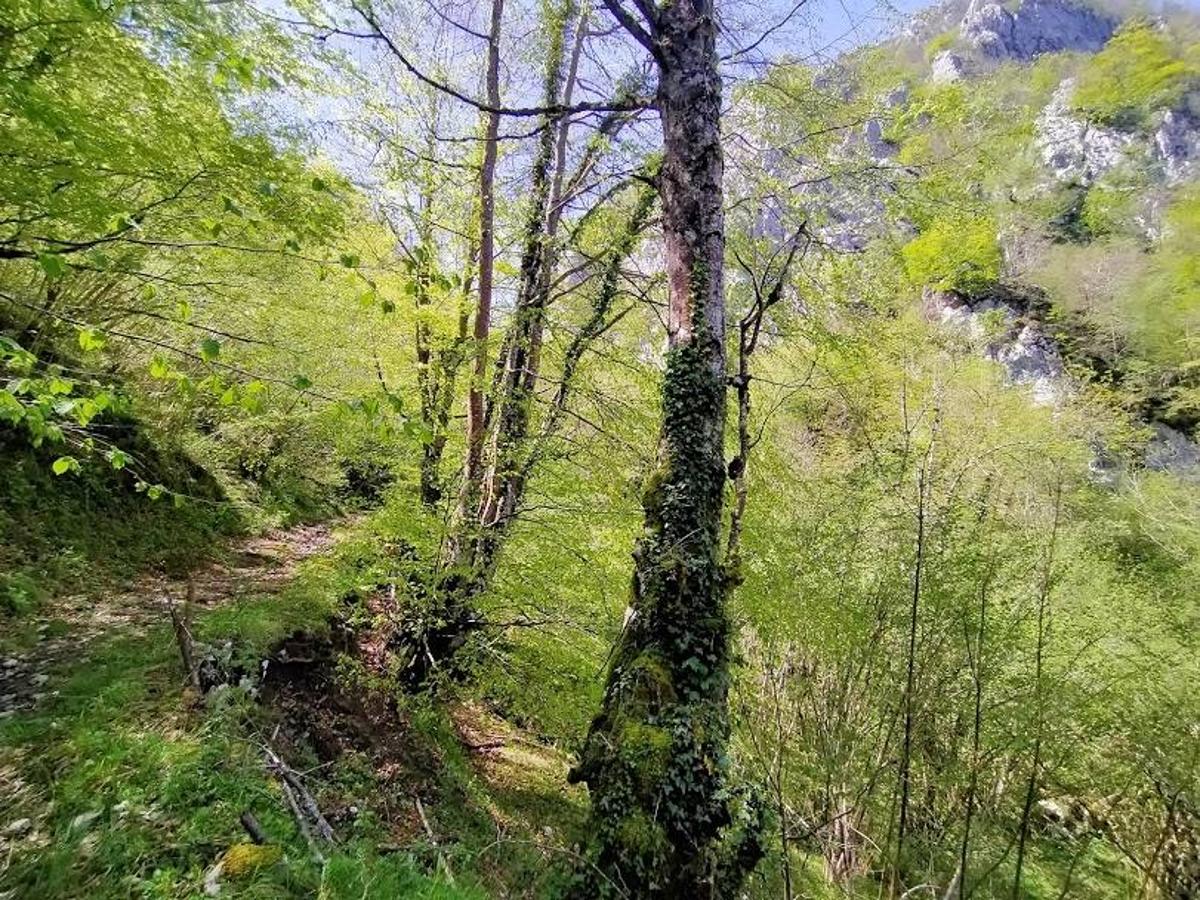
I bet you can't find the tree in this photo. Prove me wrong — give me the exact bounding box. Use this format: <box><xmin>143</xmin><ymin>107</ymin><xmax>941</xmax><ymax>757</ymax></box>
<box><xmin>568</xmin><ymin>2</ymin><xmax>764</xmax><ymax>895</ymax></box>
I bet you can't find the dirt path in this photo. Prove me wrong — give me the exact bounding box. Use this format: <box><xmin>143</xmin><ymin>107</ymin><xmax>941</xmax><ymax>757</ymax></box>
<box><xmin>0</xmin><ymin>523</ymin><xmax>337</xmax><ymax>717</ymax></box>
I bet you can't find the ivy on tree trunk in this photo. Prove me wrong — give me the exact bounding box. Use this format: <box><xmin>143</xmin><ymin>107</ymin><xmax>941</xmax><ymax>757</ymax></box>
<box><xmin>570</xmin><ymin>1</ymin><xmax>765</xmax><ymax>895</ymax></box>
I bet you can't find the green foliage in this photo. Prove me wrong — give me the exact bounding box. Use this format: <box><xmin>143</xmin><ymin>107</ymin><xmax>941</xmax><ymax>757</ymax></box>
<box><xmin>1073</xmin><ymin>19</ymin><xmax>1200</xmax><ymax>126</ymax></box>
<box><xmin>924</xmin><ymin>28</ymin><xmax>957</xmax><ymax>61</ymax></box>
<box><xmin>0</xmin><ymin>399</ymin><xmax>241</xmax><ymax>612</ymax></box>
<box><xmin>902</xmin><ymin>215</ymin><xmax>1002</xmax><ymax>294</ymax></box>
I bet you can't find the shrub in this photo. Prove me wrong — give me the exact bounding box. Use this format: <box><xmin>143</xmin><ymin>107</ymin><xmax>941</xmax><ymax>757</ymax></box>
<box><xmin>1072</xmin><ymin>20</ymin><xmax>1200</xmax><ymax>127</ymax></box>
<box><xmin>901</xmin><ymin>215</ymin><xmax>1002</xmax><ymax>295</ymax></box>
<box><xmin>924</xmin><ymin>29</ymin><xmax>957</xmax><ymax>62</ymax></box>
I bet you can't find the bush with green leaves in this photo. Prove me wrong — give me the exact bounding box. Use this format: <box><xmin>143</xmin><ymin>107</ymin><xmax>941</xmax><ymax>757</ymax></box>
<box><xmin>902</xmin><ymin>215</ymin><xmax>1002</xmax><ymax>295</ymax></box>
<box><xmin>1072</xmin><ymin>19</ymin><xmax>1200</xmax><ymax>127</ymax></box>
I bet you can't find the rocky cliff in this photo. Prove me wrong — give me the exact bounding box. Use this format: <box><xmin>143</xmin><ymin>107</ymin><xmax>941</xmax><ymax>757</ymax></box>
<box><xmin>744</xmin><ymin>0</ymin><xmax>1200</xmax><ymax>479</ymax></box>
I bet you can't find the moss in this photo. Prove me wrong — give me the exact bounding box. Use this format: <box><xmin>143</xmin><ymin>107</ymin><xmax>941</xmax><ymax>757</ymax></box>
<box><xmin>618</xmin><ymin>721</ymin><xmax>673</xmax><ymax>791</ymax></box>
<box><xmin>623</xmin><ymin>651</ymin><xmax>676</xmax><ymax>707</ymax></box>
<box><xmin>221</xmin><ymin>842</ymin><xmax>282</xmax><ymax>876</ymax></box>
<box><xmin>615</xmin><ymin>810</ymin><xmax>669</xmax><ymax>858</ymax></box>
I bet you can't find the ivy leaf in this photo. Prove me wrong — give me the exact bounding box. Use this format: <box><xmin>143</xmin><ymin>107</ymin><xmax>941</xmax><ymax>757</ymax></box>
<box><xmin>51</xmin><ymin>456</ymin><xmax>80</xmax><ymax>476</ymax></box>
<box><xmin>258</xmin><ymin>181</ymin><xmax>279</xmax><ymax>197</ymax></box>
<box><xmin>199</xmin><ymin>338</ymin><xmax>221</xmax><ymax>362</ymax></box>
<box><xmin>339</xmin><ymin>253</ymin><xmax>360</xmax><ymax>269</ymax></box>
<box><xmin>291</xmin><ymin>374</ymin><xmax>312</xmax><ymax>391</ymax></box>
<box><xmin>106</xmin><ymin>448</ymin><xmax>128</xmax><ymax>470</ymax></box>
<box><xmin>176</xmin><ymin>300</ymin><xmax>192</xmax><ymax>321</ymax></box>
<box><xmin>311</xmin><ymin>177</ymin><xmax>327</xmax><ymax>192</ymax></box>
<box><xmin>146</xmin><ymin>484</ymin><xmax>165</xmax><ymax>501</ymax></box>
<box><xmin>381</xmin><ymin>298</ymin><xmax>396</xmax><ymax>314</ymax></box>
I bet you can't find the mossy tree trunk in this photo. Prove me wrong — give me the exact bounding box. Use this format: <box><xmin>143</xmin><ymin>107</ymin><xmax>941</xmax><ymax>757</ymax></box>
<box><xmin>570</xmin><ymin>2</ymin><xmax>763</xmax><ymax>895</ymax></box>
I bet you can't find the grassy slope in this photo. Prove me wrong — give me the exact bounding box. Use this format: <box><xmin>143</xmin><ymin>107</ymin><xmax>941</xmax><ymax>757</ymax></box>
<box><xmin>0</xmin><ymin>515</ymin><xmax>590</xmax><ymax>899</ymax></box>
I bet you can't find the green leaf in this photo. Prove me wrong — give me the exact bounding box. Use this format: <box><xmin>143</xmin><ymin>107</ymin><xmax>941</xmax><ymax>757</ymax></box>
<box><xmin>77</xmin><ymin>327</ymin><xmax>106</xmax><ymax>353</ymax></box>
<box><xmin>146</xmin><ymin>484</ymin><xmax>165</xmax><ymax>501</ymax></box>
<box><xmin>52</xmin><ymin>456</ymin><xmax>80</xmax><ymax>476</ymax></box>
<box><xmin>258</xmin><ymin>181</ymin><xmax>279</xmax><ymax>197</ymax></box>
<box><xmin>38</xmin><ymin>253</ymin><xmax>68</xmax><ymax>279</ymax></box>
<box><xmin>105</xmin><ymin>449</ymin><xmax>128</xmax><ymax>470</ymax></box>
<box><xmin>291</xmin><ymin>374</ymin><xmax>312</xmax><ymax>391</ymax></box>
<box><xmin>0</xmin><ymin>390</ymin><xmax>25</xmax><ymax>424</ymax></box>
<box><xmin>199</xmin><ymin>338</ymin><xmax>221</xmax><ymax>362</ymax></box>
<box><xmin>402</xmin><ymin>419</ymin><xmax>435</xmax><ymax>445</ymax></box>
<box><xmin>176</xmin><ymin>300</ymin><xmax>192</xmax><ymax>321</ymax></box>
<box><xmin>149</xmin><ymin>354</ymin><xmax>173</xmax><ymax>379</ymax></box>
<box><xmin>340</xmin><ymin>253</ymin><xmax>360</xmax><ymax>269</ymax></box>
<box><xmin>381</xmin><ymin>298</ymin><xmax>396</xmax><ymax>314</ymax></box>
<box><xmin>311</xmin><ymin>177</ymin><xmax>327</xmax><ymax>192</ymax></box>
<box><xmin>48</xmin><ymin>376</ymin><xmax>73</xmax><ymax>396</ymax></box>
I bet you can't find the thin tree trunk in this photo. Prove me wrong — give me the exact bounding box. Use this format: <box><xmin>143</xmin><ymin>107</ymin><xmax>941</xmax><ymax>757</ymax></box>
<box><xmin>895</xmin><ymin>438</ymin><xmax>935</xmax><ymax>896</ymax></box>
<box><xmin>1013</xmin><ymin>481</ymin><xmax>1063</xmax><ymax>898</ymax></box>
<box><xmin>450</xmin><ymin>0</ymin><xmax>504</xmax><ymax>568</ymax></box>
<box><xmin>477</xmin><ymin>0</ymin><xmax>573</xmax><ymax>549</ymax></box>
<box><xmin>960</xmin><ymin>540</ymin><xmax>996</xmax><ymax>899</ymax></box>
<box><xmin>571</xmin><ymin>2</ymin><xmax>761</xmax><ymax>895</ymax></box>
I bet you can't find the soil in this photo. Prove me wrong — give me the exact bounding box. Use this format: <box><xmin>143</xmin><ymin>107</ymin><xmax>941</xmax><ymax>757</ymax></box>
<box><xmin>0</xmin><ymin>523</ymin><xmax>336</xmax><ymax>717</ymax></box>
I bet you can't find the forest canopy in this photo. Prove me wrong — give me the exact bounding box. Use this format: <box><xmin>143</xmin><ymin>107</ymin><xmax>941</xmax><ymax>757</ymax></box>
<box><xmin>1</xmin><ymin>0</ymin><xmax>1198</xmax><ymax>898</ymax></box>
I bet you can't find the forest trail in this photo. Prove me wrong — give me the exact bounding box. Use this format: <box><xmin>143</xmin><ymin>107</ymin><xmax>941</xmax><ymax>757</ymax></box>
<box><xmin>0</xmin><ymin>523</ymin><xmax>336</xmax><ymax>718</ymax></box>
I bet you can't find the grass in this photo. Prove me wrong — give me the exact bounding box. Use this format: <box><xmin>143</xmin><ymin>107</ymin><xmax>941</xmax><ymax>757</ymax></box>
<box><xmin>1</xmin><ymin>503</ymin><xmax>1147</xmax><ymax>899</ymax></box>
<box><xmin>0</xmin><ymin>524</ymin><xmax>584</xmax><ymax>899</ymax></box>
<box><xmin>0</xmin><ymin>438</ymin><xmax>242</xmax><ymax>618</ymax></box>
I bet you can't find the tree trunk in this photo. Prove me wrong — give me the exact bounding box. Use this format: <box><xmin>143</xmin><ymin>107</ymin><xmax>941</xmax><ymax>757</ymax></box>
<box><xmin>449</xmin><ymin>0</ymin><xmax>504</xmax><ymax>569</ymax></box>
<box><xmin>570</xmin><ymin>2</ymin><xmax>763</xmax><ymax>895</ymax></box>
<box><xmin>477</xmin><ymin>0</ymin><xmax>573</xmax><ymax>554</ymax></box>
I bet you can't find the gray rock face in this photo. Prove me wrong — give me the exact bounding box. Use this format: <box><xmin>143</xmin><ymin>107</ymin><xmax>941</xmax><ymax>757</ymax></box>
<box><xmin>923</xmin><ymin>288</ymin><xmax>1066</xmax><ymax>404</ymax></box>
<box><xmin>1036</xmin><ymin>79</ymin><xmax>1133</xmax><ymax>185</ymax></box>
<box><xmin>862</xmin><ymin>119</ymin><xmax>896</xmax><ymax>159</ymax></box>
<box><xmin>925</xmin><ymin>289</ymin><xmax>1200</xmax><ymax>480</ymax></box>
<box><xmin>1153</xmin><ymin>109</ymin><xmax>1200</xmax><ymax>184</ymax></box>
<box><xmin>930</xmin><ymin>51</ymin><xmax>970</xmax><ymax>84</ymax></box>
<box><xmin>885</xmin><ymin>85</ymin><xmax>910</xmax><ymax>108</ymax></box>
<box><xmin>961</xmin><ymin>0</ymin><xmax>1115</xmax><ymax>61</ymax></box>
<box><xmin>1146</xmin><ymin>423</ymin><xmax>1200</xmax><ymax>479</ymax></box>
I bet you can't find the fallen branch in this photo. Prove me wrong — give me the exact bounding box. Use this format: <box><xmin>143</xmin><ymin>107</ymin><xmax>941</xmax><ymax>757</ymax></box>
<box><xmin>415</xmin><ymin>795</ymin><xmax>456</xmax><ymax>885</ymax></box>
<box><xmin>263</xmin><ymin>741</ymin><xmax>335</xmax><ymax>862</ymax></box>
<box><xmin>240</xmin><ymin>811</ymin><xmax>269</xmax><ymax>845</ymax></box>
<box><xmin>168</xmin><ymin>578</ymin><xmax>201</xmax><ymax>692</ymax></box>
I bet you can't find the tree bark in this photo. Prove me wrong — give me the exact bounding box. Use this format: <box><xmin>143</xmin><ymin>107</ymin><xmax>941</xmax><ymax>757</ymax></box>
<box><xmin>570</xmin><ymin>2</ymin><xmax>763</xmax><ymax>895</ymax></box>
<box><xmin>449</xmin><ymin>0</ymin><xmax>504</xmax><ymax>567</ymax></box>
<box><xmin>477</xmin><ymin>0</ymin><xmax>573</xmax><ymax>552</ymax></box>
